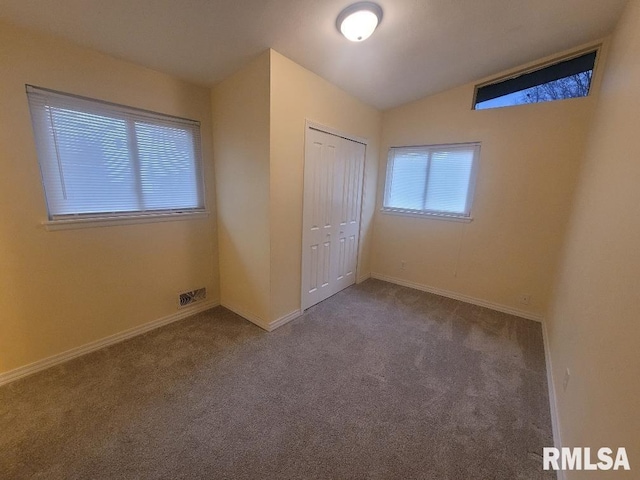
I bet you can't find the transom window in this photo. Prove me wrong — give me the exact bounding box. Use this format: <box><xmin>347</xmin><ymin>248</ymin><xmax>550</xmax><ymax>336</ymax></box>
<box><xmin>26</xmin><ymin>85</ymin><xmax>205</xmax><ymax>222</ymax></box>
<box><xmin>383</xmin><ymin>143</ymin><xmax>480</xmax><ymax>220</ymax></box>
<box><xmin>474</xmin><ymin>49</ymin><xmax>598</xmax><ymax>110</ymax></box>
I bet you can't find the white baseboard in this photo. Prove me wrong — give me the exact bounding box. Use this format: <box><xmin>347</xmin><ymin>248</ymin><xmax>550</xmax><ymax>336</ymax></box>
<box><xmin>370</xmin><ymin>273</ymin><xmax>544</xmax><ymax>322</ymax></box>
<box><xmin>221</xmin><ymin>302</ymin><xmax>270</xmax><ymax>331</ymax></box>
<box><xmin>542</xmin><ymin>320</ymin><xmax>563</xmax><ymax>475</ymax></box>
<box><xmin>221</xmin><ymin>302</ymin><xmax>301</xmax><ymax>332</ymax></box>
<box><xmin>0</xmin><ymin>299</ymin><xmax>220</xmax><ymax>387</ymax></box>
<box><xmin>269</xmin><ymin>309</ymin><xmax>301</xmax><ymax>330</ymax></box>
<box><xmin>357</xmin><ymin>272</ymin><xmax>371</xmax><ymax>284</ymax></box>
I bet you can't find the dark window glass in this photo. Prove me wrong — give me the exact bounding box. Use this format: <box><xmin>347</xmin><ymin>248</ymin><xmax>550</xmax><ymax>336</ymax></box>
<box><xmin>474</xmin><ymin>50</ymin><xmax>597</xmax><ymax>110</ymax></box>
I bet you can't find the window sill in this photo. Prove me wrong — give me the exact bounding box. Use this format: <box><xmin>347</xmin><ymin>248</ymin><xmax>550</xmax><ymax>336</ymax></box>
<box><xmin>42</xmin><ymin>211</ymin><xmax>210</xmax><ymax>231</ymax></box>
<box><xmin>380</xmin><ymin>208</ymin><xmax>473</xmax><ymax>223</ymax></box>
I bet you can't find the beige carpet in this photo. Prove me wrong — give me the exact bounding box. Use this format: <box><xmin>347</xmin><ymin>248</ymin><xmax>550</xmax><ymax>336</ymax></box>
<box><xmin>0</xmin><ymin>279</ymin><xmax>554</xmax><ymax>479</ymax></box>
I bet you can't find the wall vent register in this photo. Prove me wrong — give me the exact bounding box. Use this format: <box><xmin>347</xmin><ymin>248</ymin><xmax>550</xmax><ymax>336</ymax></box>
<box><xmin>179</xmin><ymin>288</ymin><xmax>207</xmax><ymax>308</ymax></box>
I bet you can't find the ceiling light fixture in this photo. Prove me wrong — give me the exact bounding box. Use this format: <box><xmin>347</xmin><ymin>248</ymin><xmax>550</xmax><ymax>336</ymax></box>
<box><xmin>336</xmin><ymin>2</ymin><xmax>383</xmax><ymax>42</ymax></box>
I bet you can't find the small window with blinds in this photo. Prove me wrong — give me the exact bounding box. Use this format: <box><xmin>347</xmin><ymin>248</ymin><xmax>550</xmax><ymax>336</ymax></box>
<box><xmin>26</xmin><ymin>85</ymin><xmax>205</xmax><ymax>224</ymax></box>
<box><xmin>383</xmin><ymin>143</ymin><xmax>480</xmax><ymax>220</ymax></box>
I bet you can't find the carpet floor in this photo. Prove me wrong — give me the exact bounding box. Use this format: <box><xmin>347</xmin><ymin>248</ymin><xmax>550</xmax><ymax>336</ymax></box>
<box><xmin>0</xmin><ymin>279</ymin><xmax>554</xmax><ymax>479</ymax></box>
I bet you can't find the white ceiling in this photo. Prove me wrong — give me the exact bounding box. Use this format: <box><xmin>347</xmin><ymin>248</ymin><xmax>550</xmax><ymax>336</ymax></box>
<box><xmin>0</xmin><ymin>0</ymin><xmax>628</xmax><ymax>110</ymax></box>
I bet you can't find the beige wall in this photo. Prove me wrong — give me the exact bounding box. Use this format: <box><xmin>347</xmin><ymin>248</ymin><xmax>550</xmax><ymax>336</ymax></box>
<box><xmin>546</xmin><ymin>0</ymin><xmax>640</xmax><ymax>476</ymax></box>
<box><xmin>212</xmin><ymin>49</ymin><xmax>382</xmax><ymax>325</ymax></box>
<box><xmin>212</xmin><ymin>52</ymin><xmax>272</xmax><ymax>323</ymax></box>
<box><xmin>0</xmin><ymin>22</ymin><xmax>219</xmax><ymax>374</ymax></box>
<box><xmin>372</xmin><ymin>43</ymin><xmax>605</xmax><ymax>318</ymax></box>
<box><xmin>269</xmin><ymin>50</ymin><xmax>382</xmax><ymax>321</ymax></box>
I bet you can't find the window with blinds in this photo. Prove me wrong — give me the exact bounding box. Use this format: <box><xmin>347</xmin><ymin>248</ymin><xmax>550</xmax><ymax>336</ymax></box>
<box><xmin>26</xmin><ymin>85</ymin><xmax>205</xmax><ymax>222</ymax></box>
<box><xmin>383</xmin><ymin>143</ymin><xmax>480</xmax><ymax>219</ymax></box>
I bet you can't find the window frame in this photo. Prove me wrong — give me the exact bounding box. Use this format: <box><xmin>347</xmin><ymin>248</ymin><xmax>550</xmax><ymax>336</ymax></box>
<box><xmin>472</xmin><ymin>46</ymin><xmax>600</xmax><ymax>110</ymax></box>
<box><xmin>26</xmin><ymin>85</ymin><xmax>208</xmax><ymax>230</ymax></box>
<box><xmin>382</xmin><ymin>142</ymin><xmax>480</xmax><ymax>222</ymax></box>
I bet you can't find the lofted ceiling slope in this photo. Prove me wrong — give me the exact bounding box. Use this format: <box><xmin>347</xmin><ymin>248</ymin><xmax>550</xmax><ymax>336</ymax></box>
<box><xmin>0</xmin><ymin>0</ymin><xmax>628</xmax><ymax>110</ymax></box>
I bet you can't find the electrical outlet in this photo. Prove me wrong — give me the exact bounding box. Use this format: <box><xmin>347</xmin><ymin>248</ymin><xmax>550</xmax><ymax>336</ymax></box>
<box><xmin>519</xmin><ymin>294</ymin><xmax>531</xmax><ymax>305</ymax></box>
<box><xmin>563</xmin><ymin>368</ymin><xmax>571</xmax><ymax>391</ymax></box>
<box><xmin>400</xmin><ymin>260</ymin><xmax>406</xmax><ymax>271</ymax></box>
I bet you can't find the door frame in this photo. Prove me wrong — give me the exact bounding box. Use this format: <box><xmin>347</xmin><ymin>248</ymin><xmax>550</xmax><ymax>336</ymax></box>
<box><xmin>300</xmin><ymin>120</ymin><xmax>369</xmax><ymax>311</ymax></box>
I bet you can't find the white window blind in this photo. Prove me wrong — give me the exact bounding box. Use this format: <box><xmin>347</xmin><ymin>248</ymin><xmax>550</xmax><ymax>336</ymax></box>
<box><xmin>383</xmin><ymin>143</ymin><xmax>480</xmax><ymax>219</ymax></box>
<box><xmin>26</xmin><ymin>85</ymin><xmax>205</xmax><ymax>221</ymax></box>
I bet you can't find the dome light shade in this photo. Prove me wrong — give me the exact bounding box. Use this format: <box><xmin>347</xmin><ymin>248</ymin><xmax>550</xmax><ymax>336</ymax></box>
<box><xmin>337</xmin><ymin>2</ymin><xmax>383</xmax><ymax>42</ymax></box>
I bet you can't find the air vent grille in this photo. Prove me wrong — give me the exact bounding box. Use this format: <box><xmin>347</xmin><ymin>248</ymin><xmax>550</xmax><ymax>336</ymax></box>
<box><xmin>179</xmin><ymin>287</ymin><xmax>206</xmax><ymax>308</ymax></box>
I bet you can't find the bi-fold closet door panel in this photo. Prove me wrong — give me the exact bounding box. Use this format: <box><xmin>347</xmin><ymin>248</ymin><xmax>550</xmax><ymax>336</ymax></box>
<box><xmin>302</xmin><ymin>127</ymin><xmax>365</xmax><ymax>310</ymax></box>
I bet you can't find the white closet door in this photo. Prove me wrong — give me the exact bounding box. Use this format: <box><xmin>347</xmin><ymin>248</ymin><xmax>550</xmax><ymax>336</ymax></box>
<box><xmin>302</xmin><ymin>127</ymin><xmax>365</xmax><ymax>310</ymax></box>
